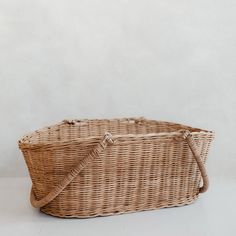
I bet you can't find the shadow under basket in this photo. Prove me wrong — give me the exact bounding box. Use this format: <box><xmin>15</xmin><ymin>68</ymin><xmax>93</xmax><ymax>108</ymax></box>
<box><xmin>18</xmin><ymin>117</ymin><xmax>214</xmax><ymax>218</ymax></box>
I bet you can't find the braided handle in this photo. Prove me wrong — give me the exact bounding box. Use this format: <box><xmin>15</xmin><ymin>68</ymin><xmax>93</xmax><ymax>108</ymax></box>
<box><xmin>30</xmin><ymin>133</ymin><xmax>114</xmax><ymax>208</ymax></box>
<box><xmin>182</xmin><ymin>130</ymin><xmax>209</xmax><ymax>193</ymax></box>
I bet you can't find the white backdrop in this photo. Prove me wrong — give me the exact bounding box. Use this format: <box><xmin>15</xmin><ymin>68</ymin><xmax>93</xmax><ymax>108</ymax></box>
<box><xmin>0</xmin><ymin>0</ymin><xmax>235</xmax><ymax>178</ymax></box>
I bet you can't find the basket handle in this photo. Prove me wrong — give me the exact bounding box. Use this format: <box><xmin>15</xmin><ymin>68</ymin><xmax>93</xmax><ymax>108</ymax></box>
<box><xmin>182</xmin><ymin>130</ymin><xmax>209</xmax><ymax>193</ymax></box>
<box><xmin>30</xmin><ymin>132</ymin><xmax>114</xmax><ymax>208</ymax></box>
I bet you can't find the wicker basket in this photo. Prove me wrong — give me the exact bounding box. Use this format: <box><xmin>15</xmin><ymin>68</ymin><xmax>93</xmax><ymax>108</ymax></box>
<box><xmin>18</xmin><ymin>117</ymin><xmax>214</xmax><ymax>218</ymax></box>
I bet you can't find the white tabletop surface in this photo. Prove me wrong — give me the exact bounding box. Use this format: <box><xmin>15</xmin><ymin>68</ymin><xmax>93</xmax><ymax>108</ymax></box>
<box><xmin>0</xmin><ymin>177</ymin><xmax>235</xmax><ymax>236</ymax></box>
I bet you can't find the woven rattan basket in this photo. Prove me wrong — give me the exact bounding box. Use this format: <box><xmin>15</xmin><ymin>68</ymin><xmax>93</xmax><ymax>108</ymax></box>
<box><xmin>18</xmin><ymin>117</ymin><xmax>214</xmax><ymax>218</ymax></box>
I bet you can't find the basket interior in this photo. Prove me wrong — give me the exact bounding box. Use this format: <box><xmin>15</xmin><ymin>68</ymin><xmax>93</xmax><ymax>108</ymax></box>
<box><xmin>20</xmin><ymin>118</ymin><xmax>207</xmax><ymax>145</ymax></box>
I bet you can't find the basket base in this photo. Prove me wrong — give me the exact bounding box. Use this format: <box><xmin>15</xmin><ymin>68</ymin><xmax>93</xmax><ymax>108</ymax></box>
<box><xmin>39</xmin><ymin>195</ymin><xmax>199</xmax><ymax>218</ymax></box>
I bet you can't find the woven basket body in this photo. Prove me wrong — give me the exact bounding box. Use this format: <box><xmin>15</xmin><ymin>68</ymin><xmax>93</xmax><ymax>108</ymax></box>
<box><xmin>18</xmin><ymin>118</ymin><xmax>214</xmax><ymax>218</ymax></box>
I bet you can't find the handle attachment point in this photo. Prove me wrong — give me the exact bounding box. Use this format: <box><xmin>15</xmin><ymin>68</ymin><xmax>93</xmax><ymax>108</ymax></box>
<box><xmin>103</xmin><ymin>132</ymin><xmax>115</xmax><ymax>144</ymax></box>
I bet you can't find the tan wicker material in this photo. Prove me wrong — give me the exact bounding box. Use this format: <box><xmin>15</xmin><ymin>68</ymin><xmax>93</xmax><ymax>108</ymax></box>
<box><xmin>18</xmin><ymin>117</ymin><xmax>214</xmax><ymax>218</ymax></box>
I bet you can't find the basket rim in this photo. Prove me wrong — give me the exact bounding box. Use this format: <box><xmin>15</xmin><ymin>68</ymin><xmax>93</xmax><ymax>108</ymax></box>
<box><xmin>18</xmin><ymin>117</ymin><xmax>214</xmax><ymax>149</ymax></box>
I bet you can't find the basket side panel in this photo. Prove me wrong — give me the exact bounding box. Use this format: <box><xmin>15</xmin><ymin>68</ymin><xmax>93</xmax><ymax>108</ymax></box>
<box><xmin>40</xmin><ymin>134</ymin><xmax>213</xmax><ymax>217</ymax></box>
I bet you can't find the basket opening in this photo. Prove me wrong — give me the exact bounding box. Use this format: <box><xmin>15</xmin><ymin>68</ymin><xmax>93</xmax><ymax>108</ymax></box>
<box><xmin>20</xmin><ymin>118</ymin><xmax>207</xmax><ymax>145</ymax></box>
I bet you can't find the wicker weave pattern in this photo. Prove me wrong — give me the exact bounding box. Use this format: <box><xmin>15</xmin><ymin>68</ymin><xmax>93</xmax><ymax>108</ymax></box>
<box><xmin>18</xmin><ymin>117</ymin><xmax>214</xmax><ymax>218</ymax></box>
